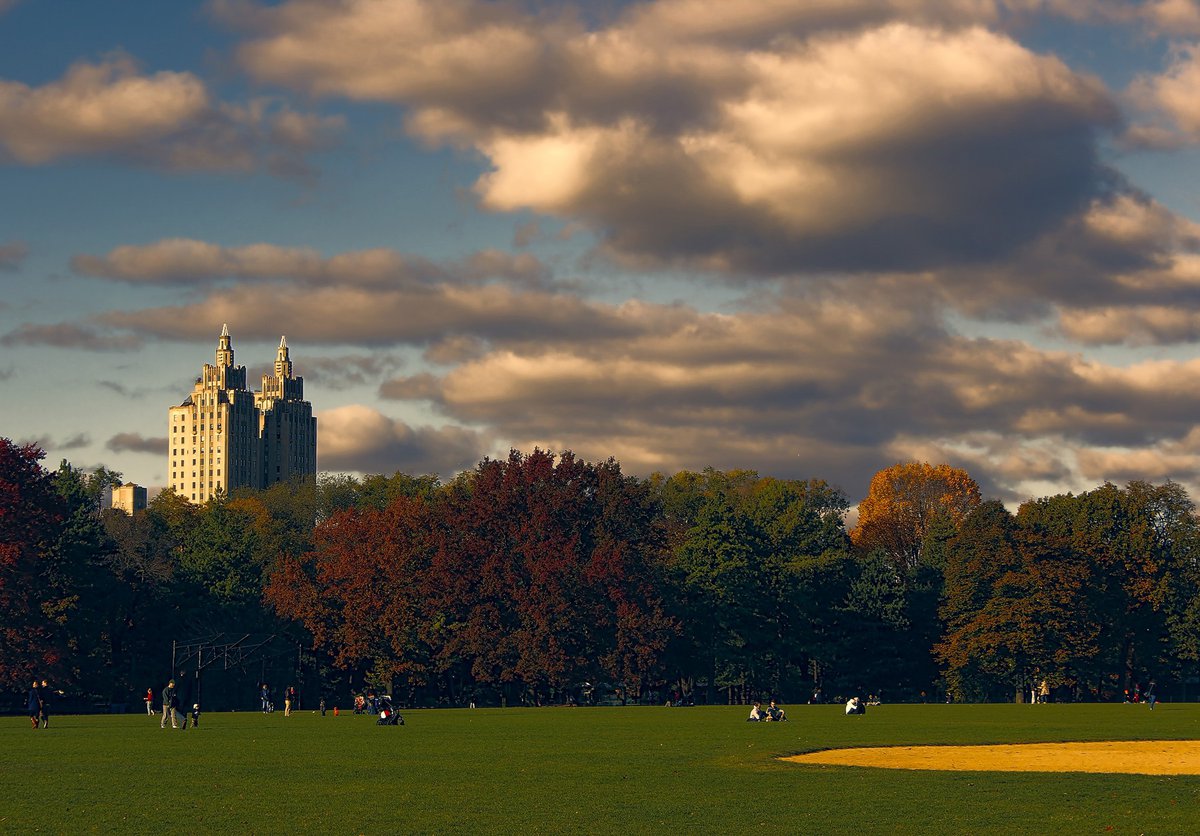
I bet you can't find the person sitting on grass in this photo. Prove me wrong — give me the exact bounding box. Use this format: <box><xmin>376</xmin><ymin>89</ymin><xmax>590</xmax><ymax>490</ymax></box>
<box><xmin>845</xmin><ymin>696</ymin><xmax>866</xmax><ymax>715</ymax></box>
<box><xmin>747</xmin><ymin>701</ymin><xmax>764</xmax><ymax>721</ymax></box>
<box><xmin>765</xmin><ymin>700</ymin><xmax>787</xmax><ymax>721</ymax></box>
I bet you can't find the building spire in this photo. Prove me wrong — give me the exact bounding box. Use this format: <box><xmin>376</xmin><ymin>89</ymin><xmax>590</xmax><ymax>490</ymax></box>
<box><xmin>275</xmin><ymin>335</ymin><xmax>292</xmax><ymax>378</ymax></box>
<box><xmin>216</xmin><ymin>324</ymin><xmax>234</xmax><ymax>367</ymax></box>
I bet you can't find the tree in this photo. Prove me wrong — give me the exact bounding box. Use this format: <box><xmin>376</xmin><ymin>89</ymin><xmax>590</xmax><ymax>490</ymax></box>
<box><xmin>267</xmin><ymin>495</ymin><xmax>438</xmax><ymax>691</ymax></box>
<box><xmin>1017</xmin><ymin>481</ymin><xmax>1200</xmax><ymax>696</ymax></box>
<box><xmin>46</xmin><ymin>462</ymin><xmax>124</xmax><ymax>698</ymax></box>
<box><xmin>938</xmin><ymin>499</ymin><xmax>1103</xmax><ymax>702</ymax></box>
<box><xmin>655</xmin><ymin>469</ymin><xmax>852</xmax><ymax>702</ymax></box>
<box><xmin>270</xmin><ymin>449</ymin><xmax>676</xmax><ymax>706</ymax></box>
<box><xmin>851</xmin><ymin>461</ymin><xmax>981</xmax><ymax>573</ymax></box>
<box><xmin>0</xmin><ymin>439</ymin><xmax>66</xmax><ymax>687</ymax></box>
<box><xmin>433</xmin><ymin>450</ymin><xmax>674</xmax><ymax>703</ymax></box>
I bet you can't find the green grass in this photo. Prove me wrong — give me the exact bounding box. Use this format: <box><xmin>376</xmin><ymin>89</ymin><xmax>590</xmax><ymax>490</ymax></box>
<box><xmin>3</xmin><ymin>703</ymin><xmax>1199</xmax><ymax>834</ymax></box>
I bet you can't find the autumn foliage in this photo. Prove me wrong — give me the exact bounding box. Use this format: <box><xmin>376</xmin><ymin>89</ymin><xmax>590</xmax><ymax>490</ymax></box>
<box><xmin>0</xmin><ymin>439</ymin><xmax>66</xmax><ymax>686</ymax></box>
<box><xmin>851</xmin><ymin>461</ymin><xmax>982</xmax><ymax>571</ymax></box>
<box><xmin>267</xmin><ymin>450</ymin><xmax>676</xmax><ymax>703</ymax></box>
<box><xmin>7</xmin><ymin>436</ymin><xmax>1200</xmax><ymax>707</ymax></box>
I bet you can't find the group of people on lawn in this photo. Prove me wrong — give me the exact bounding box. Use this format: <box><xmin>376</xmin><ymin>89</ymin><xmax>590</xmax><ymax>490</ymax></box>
<box><xmin>155</xmin><ymin>680</ymin><xmax>200</xmax><ymax>729</ymax></box>
<box><xmin>746</xmin><ymin>694</ymin><xmax>870</xmax><ymax>719</ymax></box>
<box><xmin>746</xmin><ymin>699</ymin><xmax>788</xmax><ymax>721</ymax></box>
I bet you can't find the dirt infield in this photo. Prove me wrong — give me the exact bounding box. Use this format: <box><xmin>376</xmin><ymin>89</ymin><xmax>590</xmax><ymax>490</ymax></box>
<box><xmin>782</xmin><ymin>741</ymin><xmax>1200</xmax><ymax>774</ymax></box>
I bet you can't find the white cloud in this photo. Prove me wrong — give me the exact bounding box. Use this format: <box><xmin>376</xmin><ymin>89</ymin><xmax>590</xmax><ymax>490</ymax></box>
<box><xmin>1125</xmin><ymin>43</ymin><xmax>1200</xmax><ymax>148</ymax></box>
<box><xmin>73</xmin><ymin>239</ymin><xmax>551</xmax><ymax>289</ymax></box>
<box><xmin>227</xmin><ymin>2</ymin><xmax>1117</xmax><ymax>272</ymax></box>
<box><xmin>0</xmin><ymin>54</ymin><xmax>342</xmax><ymax>172</ymax></box>
<box><xmin>0</xmin><ymin>55</ymin><xmax>209</xmax><ymax>164</ymax></box>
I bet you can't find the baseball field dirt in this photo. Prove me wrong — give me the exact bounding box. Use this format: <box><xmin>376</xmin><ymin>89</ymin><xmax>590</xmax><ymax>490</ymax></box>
<box><xmin>783</xmin><ymin>740</ymin><xmax>1200</xmax><ymax>774</ymax></box>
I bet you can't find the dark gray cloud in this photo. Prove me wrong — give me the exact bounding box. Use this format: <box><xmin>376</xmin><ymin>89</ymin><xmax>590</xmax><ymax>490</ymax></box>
<box><xmin>289</xmin><ymin>353</ymin><xmax>406</xmax><ymax>390</ymax></box>
<box><xmin>369</xmin><ymin>280</ymin><xmax>1200</xmax><ymax>500</ymax></box>
<box><xmin>0</xmin><ymin>323</ymin><xmax>143</xmax><ymax>351</ymax></box>
<box><xmin>94</xmin><ymin>281</ymin><xmax>659</xmax><ymax>348</ymax></box>
<box><xmin>19</xmin><ymin>433</ymin><xmax>91</xmax><ymax>452</ymax></box>
<box><xmin>97</xmin><ymin>380</ymin><xmax>166</xmax><ymax>398</ymax></box>
<box><xmin>107</xmin><ymin>433</ymin><xmax>168</xmax><ymax>455</ymax></box>
<box><xmin>317</xmin><ymin>404</ymin><xmax>490</xmax><ymax>477</ymax></box>
<box><xmin>0</xmin><ymin>241</ymin><xmax>27</xmax><ymax>270</ymax></box>
<box><xmin>929</xmin><ymin>193</ymin><xmax>1200</xmax><ymax>319</ymax></box>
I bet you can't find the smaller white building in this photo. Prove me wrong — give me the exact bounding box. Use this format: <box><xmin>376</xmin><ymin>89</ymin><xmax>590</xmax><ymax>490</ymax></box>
<box><xmin>111</xmin><ymin>482</ymin><xmax>148</xmax><ymax>515</ymax></box>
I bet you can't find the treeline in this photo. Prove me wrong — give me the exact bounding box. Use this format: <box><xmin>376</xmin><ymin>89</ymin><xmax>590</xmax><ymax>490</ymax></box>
<box><xmin>3</xmin><ymin>437</ymin><xmax>1200</xmax><ymax>709</ymax></box>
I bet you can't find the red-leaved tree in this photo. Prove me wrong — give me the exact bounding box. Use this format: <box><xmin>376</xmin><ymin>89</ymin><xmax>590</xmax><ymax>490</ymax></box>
<box><xmin>0</xmin><ymin>439</ymin><xmax>67</xmax><ymax>686</ymax></box>
<box><xmin>267</xmin><ymin>495</ymin><xmax>437</xmax><ymax>686</ymax></box>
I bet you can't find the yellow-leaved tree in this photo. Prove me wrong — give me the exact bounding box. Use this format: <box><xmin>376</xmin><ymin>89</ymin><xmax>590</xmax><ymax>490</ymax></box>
<box><xmin>850</xmin><ymin>461</ymin><xmax>981</xmax><ymax>571</ymax></box>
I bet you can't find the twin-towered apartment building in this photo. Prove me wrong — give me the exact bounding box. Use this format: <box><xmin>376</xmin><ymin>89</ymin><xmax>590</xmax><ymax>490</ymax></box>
<box><xmin>168</xmin><ymin>325</ymin><xmax>316</xmax><ymax>503</ymax></box>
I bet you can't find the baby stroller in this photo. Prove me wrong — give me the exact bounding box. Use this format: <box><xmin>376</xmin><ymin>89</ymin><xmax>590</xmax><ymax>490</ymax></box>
<box><xmin>377</xmin><ymin>695</ymin><xmax>404</xmax><ymax>726</ymax></box>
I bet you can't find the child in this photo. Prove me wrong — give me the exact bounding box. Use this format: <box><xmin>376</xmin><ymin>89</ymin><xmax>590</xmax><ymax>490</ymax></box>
<box><xmin>191</xmin><ymin>704</ymin><xmax>201</xmax><ymax>728</ymax></box>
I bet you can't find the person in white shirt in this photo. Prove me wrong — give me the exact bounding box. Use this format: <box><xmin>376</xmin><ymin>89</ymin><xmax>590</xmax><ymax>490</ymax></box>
<box><xmin>747</xmin><ymin>701</ymin><xmax>765</xmax><ymax>721</ymax></box>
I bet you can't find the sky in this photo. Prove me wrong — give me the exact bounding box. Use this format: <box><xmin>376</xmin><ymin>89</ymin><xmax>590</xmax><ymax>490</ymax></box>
<box><xmin>4</xmin><ymin>0</ymin><xmax>1200</xmax><ymax>508</ymax></box>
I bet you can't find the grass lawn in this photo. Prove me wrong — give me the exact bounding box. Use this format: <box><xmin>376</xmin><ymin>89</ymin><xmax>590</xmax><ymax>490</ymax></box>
<box><xmin>2</xmin><ymin>703</ymin><xmax>1199</xmax><ymax>834</ymax></box>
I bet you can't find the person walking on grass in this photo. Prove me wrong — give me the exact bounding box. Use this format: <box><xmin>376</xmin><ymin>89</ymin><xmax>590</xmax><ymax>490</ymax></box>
<box><xmin>161</xmin><ymin>680</ymin><xmax>179</xmax><ymax>729</ymax></box>
<box><xmin>27</xmin><ymin>679</ymin><xmax>41</xmax><ymax>730</ymax></box>
<box><xmin>39</xmin><ymin>680</ymin><xmax>52</xmax><ymax>728</ymax></box>
<box><xmin>145</xmin><ymin>687</ymin><xmax>154</xmax><ymax>715</ymax></box>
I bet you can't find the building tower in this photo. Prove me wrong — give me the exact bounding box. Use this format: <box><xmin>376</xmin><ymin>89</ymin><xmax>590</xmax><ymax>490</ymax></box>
<box><xmin>168</xmin><ymin>325</ymin><xmax>261</xmax><ymax>503</ymax></box>
<box><xmin>256</xmin><ymin>335</ymin><xmax>318</xmax><ymax>488</ymax></box>
<box><xmin>111</xmin><ymin>482</ymin><xmax>148</xmax><ymax>515</ymax></box>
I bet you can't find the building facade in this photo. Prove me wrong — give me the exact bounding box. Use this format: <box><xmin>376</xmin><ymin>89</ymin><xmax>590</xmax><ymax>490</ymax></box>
<box><xmin>168</xmin><ymin>326</ymin><xmax>316</xmax><ymax>503</ymax></box>
<box><xmin>256</xmin><ymin>336</ymin><xmax>318</xmax><ymax>489</ymax></box>
<box><xmin>111</xmin><ymin>482</ymin><xmax>148</xmax><ymax>515</ymax></box>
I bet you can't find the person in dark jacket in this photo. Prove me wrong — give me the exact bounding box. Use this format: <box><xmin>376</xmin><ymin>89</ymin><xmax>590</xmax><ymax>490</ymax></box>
<box><xmin>161</xmin><ymin>680</ymin><xmax>179</xmax><ymax>729</ymax></box>
<box><xmin>38</xmin><ymin>680</ymin><xmax>52</xmax><ymax>728</ymax></box>
<box><xmin>27</xmin><ymin>679</ymin><xmax>41</xmax><ymax>730</ymax></box>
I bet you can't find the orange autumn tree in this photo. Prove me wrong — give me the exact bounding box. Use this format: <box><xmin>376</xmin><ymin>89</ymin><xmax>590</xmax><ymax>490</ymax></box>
<box><xmin>851</xmin><ymin>461</ymin><xmax>982</xmax><ymax>572</ymax></box>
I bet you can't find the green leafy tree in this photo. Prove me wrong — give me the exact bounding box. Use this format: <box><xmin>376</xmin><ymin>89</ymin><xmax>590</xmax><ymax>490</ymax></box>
<box><xmin>46</xmin><ymin>462</ymin><xmax>123</xmax><ymax>698</ymax></box>
<box><xmin>655</xmin><ymin>469</ymin><xmax>851</xmax><ymax>702</ymax></box>
<box><xmin>940</xmin><ymin>499</ymin><xmax>1104</xmax><ymax>702</ymax></box>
